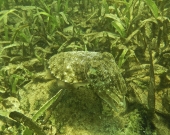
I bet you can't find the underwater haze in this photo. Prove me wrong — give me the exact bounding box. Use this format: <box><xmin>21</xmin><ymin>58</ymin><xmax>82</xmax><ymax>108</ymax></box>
<box><xmin>0</xmin><ymin>0</ymin><xmax>170</xmax><ymax>135</ymax></box>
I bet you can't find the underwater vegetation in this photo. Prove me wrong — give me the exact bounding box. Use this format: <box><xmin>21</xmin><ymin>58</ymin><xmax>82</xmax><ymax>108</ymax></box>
<box><xmin>0</xmin><ymin>0</ymin><xmax>170</xmax><ymax>134</ymax></box>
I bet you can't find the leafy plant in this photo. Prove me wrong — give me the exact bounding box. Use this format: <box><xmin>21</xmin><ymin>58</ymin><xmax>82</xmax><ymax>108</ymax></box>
<box><xmin>0</xmin><ymin>0</ymin><xmax>170</xmax><ymax>134</ymax></box>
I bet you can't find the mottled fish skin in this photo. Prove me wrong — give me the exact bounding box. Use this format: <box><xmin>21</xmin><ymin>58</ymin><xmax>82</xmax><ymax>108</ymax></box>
<box><xmin>48</xmin><ymin>51</ymin><xmax>127</xmax><ymax>111</ymax></box>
